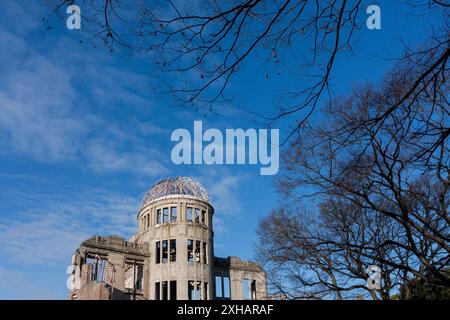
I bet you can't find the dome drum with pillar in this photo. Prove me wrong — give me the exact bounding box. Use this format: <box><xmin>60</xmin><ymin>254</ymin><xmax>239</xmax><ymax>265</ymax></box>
<box><xmin>68</xmin><ymin>177</ymin><xmax>267</xmax><ymax>300</ymax></box>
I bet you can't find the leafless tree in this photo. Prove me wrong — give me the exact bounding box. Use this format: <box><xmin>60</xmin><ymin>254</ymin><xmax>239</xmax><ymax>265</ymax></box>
<box><xmin>44</xmin><ymin>0</ymin><xmax>449</xmax><ymax>144</ymax></box>
<box><xmin>257</xmin><ymin>62</ymin><xmax>449</xmax><ymax>299</ymax></box>
<box><xmin>257</xmin><ymin>203</ymin><xmax>397</xmax><ymax>299</ymax></box>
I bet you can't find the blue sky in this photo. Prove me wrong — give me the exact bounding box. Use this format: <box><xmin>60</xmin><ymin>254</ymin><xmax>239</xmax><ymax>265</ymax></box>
<box><xmin>0</xmin><ymin>1</ymin><xmax>444</xmax><ymax>299</ymax></box>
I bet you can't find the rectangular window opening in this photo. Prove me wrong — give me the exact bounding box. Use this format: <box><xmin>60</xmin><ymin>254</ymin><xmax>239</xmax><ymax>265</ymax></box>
<box><xmin>170</xmin><ymin>281</ymin><xmax>177</xmax><ymax>300</ymax></box>
<box><xmin>251</xmin><ymin>280</ymin><xmax>257</xmax><ymax>300</ymax></box>
<box><xmin>201</xmin><ymin>210</ymin><xmax>206</xmax><ymax>224</ymax></box>
<box><xmin>188</xmin><ymin>281</ymin><xmax>194</xmax><ymax>300</ymax></box>
<box><xmin>215</xmin><ymin>276</ymin><xmax>222</xmax><ymax>298</ymax></box>
<box><xmin>170</xmin><ymin>207</ymin><xmax>177</xmax><ymax>222</ymax></box>
<box><xmin>194</xmin><ymin>208</ymin><xmax>200</xmax><ymax>223</ymax></box>
<box><xmin>187</xmin><ymin>239</ymin><xmax>193</xmax><ymax>263</ymax></box>
<box><xmin>195</xmin><ymin>281</ymin><xmax>201</xmax><ymax>300</ymax></box>
<box><xmin>156</xmin><ymin>209</ymin><xmax>162</xmax><ymax>224</ymax></box>
<box><xmin>136</xmin><ymin>264</ymin><xmax>143</xmax><ymax>291</ymax></box>
<box><xmin>187</xmin><ymin>207</ymin><xmax>193</xmax><ymax>223</ymax></box>
<box><xmin>162</xmin><ymin>281</ymin><xmax>168</xmax><ymax>300</ymax></box>
<box><xmin>223</xmin><ymin>277</ymin><xmax>230</xmax><ymax>298</ymax></box>
<box><xmin>162</xmin><ymin>240</ymin><xmax>168</xmax><ymax>263</ymax></box>
<box><xmin>202</xmin><ymin>242</ymin><xmax>207</xmax><ymax>264</ymax></box>
<box><xmin>204</xmin><ymin>282</ymin><xmax>208</xmax><ymax>300</ymax></box>
<box><xmin>93</xmin><ymin>258</ymin><xmax>106</xmax><ymax>283</ymax></box>
<box><xmin>155</xmin><ymin>282</ymin><xmax>160</xmax><ymax>300</ymax></box>
<box><xmin>155</xmin><ymin>241</ymin><xmax>161</xmax><ymax>264</ymax></box>
<box><xmin>195</xmin><ymin>240</ymin><xmax>201</xmax><ymax>263</ymax></box>
<box><xmin>163</xmin><ymin>207</ymin><xmax>169</xmax><ymax>223</ymax></box>
<box><xmin>243</xmin><ymin>279</ymin><xmax>250</xmax><ymax>300</ymax></box>
<box><xmin>170</xmin><ymin>239</ymin><xmax>176</xmax><ymax>262</ymax></box>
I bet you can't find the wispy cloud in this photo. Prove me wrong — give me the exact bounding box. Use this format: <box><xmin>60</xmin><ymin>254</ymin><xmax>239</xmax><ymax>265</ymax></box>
<box><xmin>0</xmin><ymin>3</ymin><xmax>171</xmax><ymax>299</ymax></box>
<box><xmin>0</xmin><ymin>53</ymin><xmax>84</xmax><ymax>161</ymax></box>
<box><xmin>0</xmin><ymin>26</ymin><xmax>168</xmax><ymax>178</ymax></box>
<box><xmin>84</xmin><ymin>137</ymin><xmax>169</xmax><ymax>177</ymax></box>
<box><xmin>0</xmin><ymin>188</ymin><xmax>140</xmax><ymax>267</ymax></box>
<box><xmin>198</xmin><ymin>168</ymin><xmax>247</xmax><ymax>215</ymax></box>
<box><xmin>0</xmin><ymin>186</ymin><xmax>141</xmax><ymax>300</ymax></box>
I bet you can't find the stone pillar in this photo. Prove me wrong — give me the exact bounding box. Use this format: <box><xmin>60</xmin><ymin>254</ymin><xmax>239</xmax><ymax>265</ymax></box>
<box><xmin>108</xmin><ymin>253</ymin><xmax>126</xmax><ymax>291</ymax></box>
<box><xmin>80</xmin><ymin>263</ymin><xmax>92</xmax><ymax>285</ymax></box>
<box><xmin>230</xmin><ymin>273</ymin><xmax>244</xmax><ymax>300</ymax></box>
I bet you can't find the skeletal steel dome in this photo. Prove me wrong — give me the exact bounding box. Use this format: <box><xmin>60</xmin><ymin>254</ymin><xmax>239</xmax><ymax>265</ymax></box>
<box><xmin>141</xmin><ymin>176</ymin><xmax>209</xmax><ymax>207</ymax></box>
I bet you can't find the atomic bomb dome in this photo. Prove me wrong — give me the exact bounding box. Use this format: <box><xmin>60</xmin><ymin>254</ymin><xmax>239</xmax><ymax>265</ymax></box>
<box><xmin>68</xmin><ymin>176</ymin><xmax>267</xmax><ymax>300</ymax></box>
<box><xmin>141</xmin><ymin>176</ymin><xmax>209</xmax><ymax>207</ymax></box>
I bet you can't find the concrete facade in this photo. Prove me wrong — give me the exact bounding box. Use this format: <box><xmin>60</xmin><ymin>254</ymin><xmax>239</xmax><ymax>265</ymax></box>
<box><xmin>68</xmin><ymin>177</ymin><xmax>267</xmax><ymax>300</ymax></box>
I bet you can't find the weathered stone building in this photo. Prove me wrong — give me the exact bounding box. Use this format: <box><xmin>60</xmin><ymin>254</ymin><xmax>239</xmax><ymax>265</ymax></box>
<box><xmin>68</xmin><ymin>177</ymin><xmax>267</xmax><ymax>300</ymax></box>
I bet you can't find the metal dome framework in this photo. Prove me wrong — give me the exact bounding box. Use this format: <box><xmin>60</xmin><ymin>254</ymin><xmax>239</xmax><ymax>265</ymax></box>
<box><xmin>141</xmin><ymin>176</ymin><xmax>209</xmax><ymax>207</ymax></box>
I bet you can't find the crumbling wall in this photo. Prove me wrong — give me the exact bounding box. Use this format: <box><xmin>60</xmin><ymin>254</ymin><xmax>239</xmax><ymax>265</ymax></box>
<box><xmin>213</xmin><ymin>256</ymin><xmax>267</xmax><ymax>300</ymax></box>
<box><xmin>68</xmin><ymin>235</ymin><xmax>149</xmax><ymax>300</ymax></box>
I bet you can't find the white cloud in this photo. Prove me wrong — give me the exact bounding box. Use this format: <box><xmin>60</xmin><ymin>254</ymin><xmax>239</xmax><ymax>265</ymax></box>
<box><xmin>82</xmin><ymin>65</ymin><xmax>153</xmax><ymax>110</ymax></box>
<box><xmin>0</xmin><ymin>189</ymin><xmax>140</xmax><ymax>267</ymax></box>
<box><xmin>0</xmin><ymin>185</ymin><xmax>143</xmax><ymax>299</ymax></box>
<box><xmin>0</xmin><ymin>52</ymin><xmax>85</xmax><ymax>161</ymax></box>
<box><xmin>85</xmin><ymin>138</ymin><xmax>169</xmax><ymax>177</ymax></box>
<box><xmin>137</xmin><ymin>121</ymin><xmax>170</xmax><ymax>136</ymax></box>
<box><xmin>0</xmin><ymin>25</ymin><xmax>167</xmax><ymax>178</ymax></box>
<box><xmin>199</xmin><ymin>169</ymin><xmax>247</xmax><ymax>215</ymax></box>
